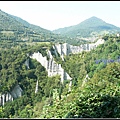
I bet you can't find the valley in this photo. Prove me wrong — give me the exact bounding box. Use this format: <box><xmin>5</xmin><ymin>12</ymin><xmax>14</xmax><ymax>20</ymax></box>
<box><xmin>0</xmin><ymin>9</ymin><xmax>120</xmax><ymax>118</ymax></box>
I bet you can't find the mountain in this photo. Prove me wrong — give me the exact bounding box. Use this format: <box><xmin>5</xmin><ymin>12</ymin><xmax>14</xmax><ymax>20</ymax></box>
<box><xmin>0</xmin><ymin>9</ymin><xmax>55</xmax><ymax>42</ymax></box>
<box><xmin>53</xmin><ymin>16</ymin><xmax>120</xmax><ymax>38</ymax></box>
<box><xmin>10</xmin><ymin>14</ymin><xmax>52</xmax><ymax>34</ymax></box>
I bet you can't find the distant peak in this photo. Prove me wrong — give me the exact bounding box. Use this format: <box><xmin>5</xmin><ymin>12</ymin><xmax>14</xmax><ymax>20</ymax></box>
<box><xmin>89</xmin><ymin>16</ymin><xmax>102</xmax><ymax>20</ymax></box>
<box><xmin>81</xmin><ymin>16</ymin><xmax>105</xmax><ymax>24</ymax></box>
<box><xmin>91</xmin><ymin>16</ymin><xmax>98</xmax><ymax>18</ymax></box>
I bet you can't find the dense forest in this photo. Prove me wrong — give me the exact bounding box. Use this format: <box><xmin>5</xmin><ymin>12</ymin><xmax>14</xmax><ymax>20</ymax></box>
<box><xmin>0</xmin><ymin>33</ymin><xmax>120</xmax><ymax>118</ymax></box>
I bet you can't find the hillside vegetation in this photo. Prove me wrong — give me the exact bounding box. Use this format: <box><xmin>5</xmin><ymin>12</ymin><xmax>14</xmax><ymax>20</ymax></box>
<box><xmin>53</xmin><ymin>16</ymin><xmax>120</xmax><ymax>38</ymax></box>
<box><xmin>1</xmin><ymin>9</ymin><xmax>120</xmax><ymax>118</ymax></box>
<box><xmin>0</xmin><ymin>9</ymin><xmax>88</xmax><ymax>46</ymax></box>
<box><xmin>0</xmin><ymin>9</ymin><xmax>61</xmax><ymax>43</ymax></box>
<box><xmin>38</xmin><ymin>34</ymin><xmax>120</xmax><ymax>118</ymax></box>
<box><xmin>0</xmin><ymin>34</ymin><xmax>120</xmax><ymax>118</ymax></box>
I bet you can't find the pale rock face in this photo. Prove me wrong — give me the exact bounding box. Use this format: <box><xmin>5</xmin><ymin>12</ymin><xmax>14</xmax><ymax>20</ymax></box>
<box><xmin>30</xmin><ymin>39</ymin><xmax>104</xmax><ymax>91</ymax></box>
<box><xmin>0</xmin><ymin>85</ymin><xmax>22</xmax><ymax>106</ymax></box>
<box><xmin>30</xmin><ymin>51</ymin><xmax>72</xmax><ymax>84</ymax></box>
<box><xmin>25</xmin><ymin>58</ymin><xmax>30</xmax><ymax>69</ymax></box>
<box><xmin>82</xmin><ymin>74</ymin><xmax>90</xmax><ymax>87</ymax></box>
<box><xmin>35</xmin><ymin>80</ymin><xmax>38</xmax><ymax>94</ymax></box>
<box><xmin>0</xmin><ymin>93</ymin><xmax>13</xmax><ymax>106</ymax></box>
<box><xmin>94</xmin><ymin>39</ymin><xmax>104</xmax><ymax>46</ymax></box>
<box><xmin>54</xmin><ymin>39</ymin><xmax>105</xmax><ymax>58</ymax></box>
<box><xmin>5</xmin><ymin>93</ymin><xmax>13</xmax><ymax>102</ymax></box>
<box><xmin>31</xmin><ymin>52</ymin><xmax>48</xmax><ymax>70</ymax></box>
<box><xmin>10</xmin><ymin>84</ymin><xmax>23</xmax><ymax>99</ymax></box>
<box><xmin>52</xmin><ymin>45</ymin><xmax>59</xmax><ymax>57</ymax></box>
<box><xmin>0</xmin><ymin>94</ymin><xmax>4</xmax><ymax>106</ymax></box>
<box><xmin>54</xmin><ymin>43</ymin><xmax>63</xmax><ymax>56</ymax></box>
<box><xmin>117</xmin><ymin>34</ymin><xmax>120</xmax><ymax>37</ymax></box>
<box><xmin>30</xmin><ymin>50</ymin><xmax>72</xmax><ymax>94</ymax></box>
<box><xmin>68</xmin><ymin>80</ymin><xmax>72</xmax><ymax>92</ymax></box>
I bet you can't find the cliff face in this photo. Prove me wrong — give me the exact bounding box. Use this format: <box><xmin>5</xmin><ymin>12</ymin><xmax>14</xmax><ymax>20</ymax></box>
<box><xmin>0</xmin><ymin>84</ymin><xmax>22</xmax><ymax>106</ymax></box>
<box><xmin>30</xmin><ymin>50</ymin><xmax>72</xmax><ymax>83</ymax></box>
<box><xmin>0</xmin><ymin>39</ymin><xmax>105</xmax><ymax>106</ymax></box>
<box><xmin>30</xmin><ymin>39</ymin><xmax>105</xmax><ymax>84</ymax></box>
<box><xmin>54</xmin><ymin>39</ymin><xmax>105</xmax><ymax>57</ymax></box>
<box><xmin>30</xmin><ymin>39</ymin><xmax>105</xmax><ymax>94</ymax></box>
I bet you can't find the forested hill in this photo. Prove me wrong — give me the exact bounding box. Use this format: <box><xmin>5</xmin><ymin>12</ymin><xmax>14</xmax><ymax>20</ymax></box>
<box><xmin>0</xmin><ymin>34</ymin><xmax>120</xmax><ymax>118</ymax></box>
<box><xmin>0</xmin><ymin>9</ymin><xmax>57</xmax><ymax>42</ymax></box>
<box><xmin>53</xmin><ymin>16</ymin><xmax>120</xmax><ymax>38</ymax></box>
<box><xmin>10</xmin><ymin>14</ymin><xmax>52</xmax><ymax>34</ymax></box>
<box><xmin>0</xmin><ymin>9</ymin><xmax>92</xmax><ymax>48</ymax></box>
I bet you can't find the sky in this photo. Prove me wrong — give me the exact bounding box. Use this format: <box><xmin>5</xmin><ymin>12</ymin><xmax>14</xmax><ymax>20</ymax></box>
<box><xmin>0</xmin><ymin>1</ymin><xmax>120</xmax><ymax>31</ymax></box>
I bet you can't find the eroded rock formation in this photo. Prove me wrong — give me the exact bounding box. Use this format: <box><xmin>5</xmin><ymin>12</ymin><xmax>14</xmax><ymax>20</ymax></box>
<box><xmin>0</xmin><ymin>84</ymin><xmax>22</xmax><ymax>106</ymax></box>
<box><xmin>30</xmin><ymin>50</ymin><xmax>72</xmax><ymax>83</ymax></box>
<box><xmin>31</xmin><ymin>38</ymin><xmax>105</xmax><ymax>93</ymax></box>
<box><xmin>54</xmin><ymin>39</ymin><xmax>104</xmax><ymax>58</ymax></box>
<box><xmin>0</xmin><ymin>38</ymin><xmax>105</xmax><ymax>105</ymax></box>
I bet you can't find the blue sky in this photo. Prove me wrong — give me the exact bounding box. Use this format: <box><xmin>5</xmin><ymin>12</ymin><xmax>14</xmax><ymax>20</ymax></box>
<box><xmin>0</xmin><ymin>1</ymin><xmax>120</xmax><ymax>30</ymax></box>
